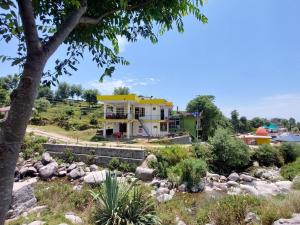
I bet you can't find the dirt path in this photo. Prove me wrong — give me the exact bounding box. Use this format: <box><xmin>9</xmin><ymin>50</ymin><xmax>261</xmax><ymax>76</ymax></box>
<box><xmin>26</xmin><ymin>127</ymin><xmax>163</xmax><ymax>149</ymax></box>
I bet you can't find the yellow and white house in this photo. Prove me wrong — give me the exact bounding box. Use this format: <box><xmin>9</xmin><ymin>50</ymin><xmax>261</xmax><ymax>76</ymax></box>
<box><xmin>97</xmin><ymin>94</ymin><xmax>173</xmax><ymax>138</ymax></box>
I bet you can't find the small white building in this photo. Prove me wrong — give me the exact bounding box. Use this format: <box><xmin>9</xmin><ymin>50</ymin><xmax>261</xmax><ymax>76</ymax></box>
<box><xmin>97</xmin><ymin>94</ymin><xmax>173</xmax><ymax>138</ymax></box>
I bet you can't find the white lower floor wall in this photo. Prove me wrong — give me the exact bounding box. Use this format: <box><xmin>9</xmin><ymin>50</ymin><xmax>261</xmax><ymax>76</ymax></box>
<box><xmin>106</xmin><ymin>121</ymin><xmax>169</xmax><ymax>138</ymax></box>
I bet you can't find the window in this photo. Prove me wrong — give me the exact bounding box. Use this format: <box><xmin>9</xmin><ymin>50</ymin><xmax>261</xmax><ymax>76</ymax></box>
<box><xmin>160</xmin><ymin>122</ymin><xmax>168</xmax><ymax>132</ymax></box>
<box><xmin>153</xmin><ymin>126</ymin><xmax>158</xmax><ymax>129</ymax></box>
<box><xmin>116</xmin><ymin>107</ymin><xmax>125</xmax><ymax>115</ymax></box>
<box><xmin>153</xmin><ymin>107</ymin><xmax>156</xmax><ymax>111</ymax></box>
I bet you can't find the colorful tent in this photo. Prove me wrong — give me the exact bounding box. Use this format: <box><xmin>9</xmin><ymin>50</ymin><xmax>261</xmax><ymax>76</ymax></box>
<box><xmin>263</xmin><ymin>123</ymin><xmax>279</xmax><ymax>132</ymax></box>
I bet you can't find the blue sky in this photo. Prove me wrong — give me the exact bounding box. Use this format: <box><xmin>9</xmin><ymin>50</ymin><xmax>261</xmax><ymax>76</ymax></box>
<box><xmin>1</xmin><ymin>0</ymin><xmax>300</xmax><ymax>120</ymax></box>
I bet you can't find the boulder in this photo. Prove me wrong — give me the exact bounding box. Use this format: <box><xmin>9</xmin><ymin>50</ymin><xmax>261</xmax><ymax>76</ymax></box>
<box><xmin>90</xmin><ymin>164</ymin><xmax>98</xmax><ymax>172</ymax></box>
<box><xmin>156</xmin><ymin>187</ymin><xmax>170</xmax><ymax>196</ymax></box>
<box><xmin>273</xmin><ymin>214</ymin><xmax>300</xmax><ymax>225</ymax></box>
<box><xmin>146</xmin><ymin>154</ymin><xmax>158</xmax><ymax>167</ymax></box>
<box><xmin>83</xmin><ymin>170</ymin><xmax>106</xmax><ymax>184</ymax></box>
<box><xmin>58</xmin><ymin>170</ymin><xmax>67</xmax><ymax>177</ymax></box>
<box><xmin>67</xmin><ymin>163</ymin><xmax>77</xmax><ymax>172</ymax></box>
<box><xmin>156</xmin><ymin>193</ymin><xmax>173</xmax><ymax>203</ymax></box>
<box><xmin>39</xmin><ymin>162</ymin><xmax>58</xmax><ymax>180</ymax></box>
<box><xmin>6</xmin><ymin>178</ymin><xmax>37</xmax><ymax>219</ymax></box>
<box><xmin>240</xmin><ymin>174</ymin><xmax>254</xmax><ymax>182</ymax></box>
<box><xmin>33</xmin><ymin>161</ymin><xmax>44</xmax><ymax>171</ymax></box>
<box><xmin>244</xmin><ymin>212</ymin><xmax>260</xmax><ymax>224</ymax></box>
<box><xmin>135</xmin><ymin>167</ymin><xmax>154</xmax><ymax>181</ymax></box>
<box><xmin>240</xmin><ymin>184</ymin><xmax>259</xmax><ymax>196</ymax></box>
<box><xmin>275</xmin><ymin>181</ymin><xmax>292</xmax><ymax>193</ymax></box>
<box><xmin>41</xmin><ymin>152</ymin><xmax>52</xmax><ymax>165</ymax></box>
<box><xmin>68</xmin><ymin>167</ymin><xmax>85</xmax><ymax>179</ymax></box>
<box><xmin>65</xmin><ymin>212</ymin><xmax>83</xmax><ymax>224</ymax></box>
<box><xmin>228</xmin><ymin>172</ymin><xmax>239</xmax><ymax>182</ymax></box>
<box><xmin>227</xmin><ymin>181</ymin><xmax>239</xmax><ymax>187</ymax></box>
<box><xmin>178</xmin><ymin>183</ymin><xmax>187</xmax><ymax>192</ymax></box>
<box><xmin>207</xmin><ymin>172</ymin><xmax>220</xmax><ymax>181</ymax></box>
<box><xmin>213</xmin><ymin>182</ymin><xmax>228</xmax><ymax>191</ymax></box>
<box><xmin>20</xmin><ymin>166</ymin><xmax>37</xmax><ymax>177</ymax></box>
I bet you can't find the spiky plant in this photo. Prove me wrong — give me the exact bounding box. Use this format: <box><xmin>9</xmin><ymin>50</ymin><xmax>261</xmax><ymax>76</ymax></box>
<box><xmin>91</xmin><ymin>171</ymin><xmax>161</xmax><ymax>225</ymax></box>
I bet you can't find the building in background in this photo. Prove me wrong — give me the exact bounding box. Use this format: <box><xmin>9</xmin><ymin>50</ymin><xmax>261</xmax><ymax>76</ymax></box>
<box><xmin>97</xmin><ymin>94</ymin><xmax>173</xmax><ymax>138</ymax></box>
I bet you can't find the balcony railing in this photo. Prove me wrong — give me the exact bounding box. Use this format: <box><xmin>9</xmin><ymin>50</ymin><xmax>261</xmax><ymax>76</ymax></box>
<box><xmin>105</xmin><ymin>113</ymin><xmax>128</xmax><ymax>119</ymax></box>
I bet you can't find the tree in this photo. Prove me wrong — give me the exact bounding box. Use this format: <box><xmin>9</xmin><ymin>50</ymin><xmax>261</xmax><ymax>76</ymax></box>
<box><xmin>55</xmin><ymin>82</ymin><xmax>71</xmax><ymax>100</ymax></box>
<box><xmin>0</xmin><ymin>89</ymin><xmax>9</xmax><ymax>106</ymax></box>
<box><xmin>239</xmin><ymin>116</ymin><xmax>251</xmax><ymax>133</ymax></box>
<box><xmin>230</xmin><ymin>110</ymin><xmax>240</xmax><ymax>133</ymax></box>
<box><xmin>70</xmin><ymin>84</ymin><xmax>83</xmax><ymax>99</ymax></box>
<box><xmin>37</xmin><ymin>85</ymin><xmax>54</xmax><ymax>99</ymax></box>
<box><xmin>0</xmin><ymin>74</ymin><xmax>19</xmax><ymax>91</ymax></box>
<box><xmin>83</xmin><ymin>89</ymin><xmax>99</xmax><ymax>105</ymax></box>
<box><xmin>250</xmin><ymin>117</ymin><xmax>264</xmax><ymax>128</ymax></box>
<box><xmin>289</xmin><ymin>117</ymin><xmax>296</xmax><ymax>131</ymax></box>
<box><xmin>186</xmin><ymin>95</ymin><xmax>229</xmax><ymax>141</ymax></box>
<box><xmin>34</xmin><ymin>97</ymin><xmax>51</xmax><ymax>113</ymax></box>
<box><xmin>0</xmin><ymin>0</ymin><xmax>207</xmax><ymax>222</ymax></box>
<box><xmin>113</xmin><ymin>86</ymin><xmax>130</xmax><ymax>95</ymax></box>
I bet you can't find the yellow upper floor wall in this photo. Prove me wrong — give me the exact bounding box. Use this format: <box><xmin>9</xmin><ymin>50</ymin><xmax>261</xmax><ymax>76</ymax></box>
<box><xmin>97</xmin><ymin>94</ymin><xmax>173</xmax><ymax>107</ymax></box>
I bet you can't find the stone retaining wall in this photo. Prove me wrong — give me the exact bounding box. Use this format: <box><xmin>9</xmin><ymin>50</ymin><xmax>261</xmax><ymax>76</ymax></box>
<box><xmin>43</xmin><ymin>144</ymin><xmax>145</xmax><ymax>165</ymax></box>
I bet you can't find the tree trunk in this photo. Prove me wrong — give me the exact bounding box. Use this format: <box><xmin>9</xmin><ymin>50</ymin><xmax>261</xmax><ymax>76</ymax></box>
<box><xmin>0</xmin><ymin>53</ymin><xmax>46</xmax><ymax>224</ymax></box>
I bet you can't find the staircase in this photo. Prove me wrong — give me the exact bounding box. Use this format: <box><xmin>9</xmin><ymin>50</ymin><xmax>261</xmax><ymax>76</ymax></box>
<box><xmin>138</xmin><ymin>119</ymin><xmax>150</xmax><ymax>137</ymax></box>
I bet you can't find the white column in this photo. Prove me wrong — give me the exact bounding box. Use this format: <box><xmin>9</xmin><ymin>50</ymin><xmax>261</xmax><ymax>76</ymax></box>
<box><xmin>127</xmin><ymin>102</ymin><xmax>131</xmax><ymax>119</ymax></box>
<box><xmin>127</xmin><ymin>122</ymin><xmax>131</xmax><ymax>139</ymax></box>
<box><xmin>167</xmin><ymin>121</ymin><xmax>169</xmax><ymax>134</ymax></box>
<box><xmin>103</xmin><ymin>123</ymin><xmax>107</xmax><ymax>138</ymax></box>
<box><xmin>103</xmin><ymin>103</ymin><xmax>107</xmax><ymax>119</ymax></box>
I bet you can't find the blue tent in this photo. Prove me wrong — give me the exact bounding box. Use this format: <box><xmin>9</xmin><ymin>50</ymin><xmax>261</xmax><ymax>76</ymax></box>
<box><xmin>274</xmin><ymin>134</ymin><xmax>300</xmax><ymax>143</ymax></box>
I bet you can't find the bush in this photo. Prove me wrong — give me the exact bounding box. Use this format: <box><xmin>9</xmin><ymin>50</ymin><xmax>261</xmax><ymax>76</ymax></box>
<box><xmin>91</xmin><ymin>171</ymin><xmax>161</xmax><ymax>225</ymax></box>
<box><xmin>280</xmin><ymin>143</ymin><xmax>300</xmax><ymax>163</ymax></box>
<box><xmin>62</xmin><ymin>148</ymin><xmax>75</xmax><ymax>164</ymax></box>
<box><xmin>90</xmin><ymin>117</ymin><xmax>98</xmax><ymax>125</ymax></box>
<box><xmin>21</xmin><ymin>134</ymin><xmax>48</xmax><ymax>159</ymax></box>
<box><xmin>65</xmin><ymin>108</ymin><xmax>74</xmax><ymax>116</ymax></box>
<box><xmin>168</xmin><ymin>158</ymin><xmax>207</xmax><ymax>190</ymax></box>
<box><xmin>119</xmin><ymin>162</ymin><xmax>136</xmax><ymax>172</ymax></box>
<box><xmin>209</xmin><ymin>128</ymin><xmax>250</xmax><ymax>174</ymax></box>
<box><xmin>253</xmin><ymin>144</ymin><xmax>284</xmax><ymax>167</ymax></box>
<box><xmin>193</xmin><ymin>143</ymin><xmax>215</xmax><ymax>164</ymax></box>
<box><xmin>108</xmin><ymin>158</ymin><xmax>120</xmax><ymax>171</ymax></box>
<box><xmin>152</xmin><ymin>146</ymin><xmax>191</xmax><ymax>178</ymax></box>
<box><xmin>34</xmin><ymin>97</ymin><xmax>51</xmax><ymax>113</ymax></box>
<box><xmin>280</xmin><ymin>157</ymin><xmax>300</xmax><ymax>180</ymax></box>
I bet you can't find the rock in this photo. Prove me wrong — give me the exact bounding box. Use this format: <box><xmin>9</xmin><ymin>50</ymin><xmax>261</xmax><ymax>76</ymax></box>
<box><xmin>207</xmin><ymin>172</ymin><xmax>220</xmax><ymax>181</ymax></box>
<box><xmin>178</xmin><ymin>183</ymin><xmax>188</xmax><ymax>192</ymax></box>
<box><xmin>135</xmin><ymin>167</ymin><xmax>154</xmax><ymax>181</ymax></box>
<box><xmin>253</xmin><ymin>161</ymin><xmax>260</xmax><ymax>167</ymax></box>
<box><xmin>220</xmin><ymin>176</ymin><xmax>227</xmax><ymax>182</ymax></box>
<box><xmin>213</xmin><ymin>182</ymin><xmax>228</xmax><ymax>191</ymax></box>
<box><xmin>254</xmin><ymin>180</ymin><xmax>279</xmax><ymax>196</ymax></box>
<box><xmin>191</xmin><ymin>182</ymin><xmax>205</xmax><ymax>193</ymax></box>
<box><xmin>240</xmin><ymin>184</ymin><xmax>259</xmax><ymax>196</ymax></box>
<box><xmin>244</xmin><ymin>212</ymin><xmax>260</xmax><ymax>224</ymax></box>
<box><xmin>83</xmin><ymin>170</ymin><xmax>106</xmax><ymax>184</ymax></box>
<box><xmin>146</xmin><ymin>154</ymin><xmax>157</xmax><ymax>167</ymax></box>
<box><xmin>20</xmin><ymin>166</ymin><xmax>37</xmax><ymax>177</ymax></box>
<box><xmin>273</xmin><ymin>213</ymin><xmax>300</xmax><ymax>225</ymax></box>
<box><xmin>156</xmin><ymin>187</ymin><xmax>170</xmax><ymax>196</ymax></box>
<box><xmin>68</xmin><ymin>167</ymin><xmax>85</xmax><ymax>179</ymax></box>
<box><xmin>227</xmin><ymin>181</ymin><xmax>239</xmax><ymax>187</ymax></box>
<box><xmin>240</xmin><ymin>174</ymin><xmax>254</xmax><ymax>182</ymax></box>
<box><xmin>65</xmin><ymin>212</ymin><xmax>83</xmax><ymax>224</ymax></box>
<box><xmin>156</xmin><ymin>193</ymin><xmax>173</xmax><ymax>203</ymax></box>
<box><xmin>77</xmin><ymin>162</ymin><xmax>85</xmax><ymax>167</ymax></box>
<box><xmin>67</xmin><ymin>163</ymin><xmax>77</xmax><ymax>172</ymax></box>
<box><xmin>275</xmin><ymin>181</ymin><xmax>292</xmax><ymax>193</ymax></box>
<box><xmin>6</xmin><ymin>178</ymin><xmax>37</xmax><ymax>219</ymax></box>
<box><xmin>90</xmin><ymin>164</ymin><xmax>98</xmax><ymax>172</ymax></box>
<box><xmin>27</xmin><ymin>205</ymin><xmax>48</xmax><ymax>214</ymax></box>
<box><xmin>73</xmin><ymin>185</ymin><xmax>83</xmax><ymax>191</ymax></box>
<box><xmin>176</xmin><ymin>216</ymin><xmax>187</xmax><ymax>225</ymax></box>
<box><xmin>85</xmin><ymin>167</ymin><xmax>90</xmax><ymax>172</ymax></box>
<box><xmin>58</xmin><ymin>170</ymin><xmax>67</xmax><ymax>177</ymax></box>
<box><xmin>28</xmin><ymin>221</ymin><xmax>45</xmax><ymax>225</ymax></box>
<box><xmin>150</xmin><ymin>179</ymin><xmax>161</xmax><ymax>187</ymax></box>
<box><xmin>39</xmin><ymin>162</ymin><xmax>58</xmax><ymax>179</ymax></box>
<box><xmin>33</xmin><ymin>161</ymin><xmax>44</xmax><ymax>170</ymax></box>
<box><xmin>228</xmin><ymin>172</ymin><xmax>239</xmax><ymax>182</ymax></box>
<box><xmin>41</xmin><ymin>152</ymin><xmax>52</xmax><ymax>165</ymax></box>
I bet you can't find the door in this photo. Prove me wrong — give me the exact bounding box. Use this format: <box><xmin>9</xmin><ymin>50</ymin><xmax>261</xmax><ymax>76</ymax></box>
<box><xmin>135</xmin><ymin>107</ymin><xmax>140</xmax><ymax>119</ymax></box>
<box><xmin>160</xmin><ymin>109</ymin><xmax>165</xmax><ymax>120</ymax></box>
<box><xmin>119</xmin><ymin>123</ymin><xmax>127</xmax><ymax>133</ymax></box>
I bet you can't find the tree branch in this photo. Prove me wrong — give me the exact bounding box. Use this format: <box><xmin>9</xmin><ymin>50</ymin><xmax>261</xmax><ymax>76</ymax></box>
<box><xmin>79</xmin><ymin>0</ymin><xmax>153</xmax><ymax>25</ymax></box>
<box><xmin>43</xmin><ymin>2</ymin><xmax>88</xmax><ymax>58</ymax></box>
<box><xmin>17</xmin><ymin>0</ymin><xmax>41</xmax><ymax>55</ymax></box>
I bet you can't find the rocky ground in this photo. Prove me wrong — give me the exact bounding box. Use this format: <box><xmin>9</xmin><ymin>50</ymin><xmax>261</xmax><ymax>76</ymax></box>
<box><xmin>6</xmin><ymin>152</ymin><xmax>300</xmax><ymax>225</ymax></box>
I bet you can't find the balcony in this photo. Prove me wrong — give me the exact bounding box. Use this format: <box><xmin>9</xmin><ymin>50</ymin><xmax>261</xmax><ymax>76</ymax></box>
<box><xmin>105</xmin><ymin>113</ymin><xmax>128</xmax><ymax>119</ymax></box>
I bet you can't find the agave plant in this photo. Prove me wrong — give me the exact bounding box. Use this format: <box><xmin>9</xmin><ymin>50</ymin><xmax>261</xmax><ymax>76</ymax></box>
<box><xmin>91</xmin><ymin>171</ymin><xmax>161</xmax><ymax>225</ymax></box>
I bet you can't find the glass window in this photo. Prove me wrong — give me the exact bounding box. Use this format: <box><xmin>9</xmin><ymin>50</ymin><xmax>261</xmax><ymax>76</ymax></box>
<box><xmin>160</xmin><ymin>122</ymin><xmax>168</xmax><ymax>132</ymax></box>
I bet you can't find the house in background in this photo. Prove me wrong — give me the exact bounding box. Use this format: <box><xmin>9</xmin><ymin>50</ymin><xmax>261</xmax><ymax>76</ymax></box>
<box><xmin>97</xmin><ymin>94</ymin><xmax>173</xmax><ymax>138</ymax></box>
<box><xmin>239</xmin><ymin>127</ymin><xmax>272</xmax><ymax>145</ymax></box>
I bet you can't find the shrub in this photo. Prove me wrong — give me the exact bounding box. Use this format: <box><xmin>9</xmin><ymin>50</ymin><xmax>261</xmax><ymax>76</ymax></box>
<box><xmin>193</xmin><ymin>143</ymin><xmax>215</xmax><ymax>164</ymax></box>
<box><xmin>168</xmin><ymin>158</ymin><xmax>207</xmax><ymax>190</ymax></box>
<box><xmin>152</xmin><ymin>146</ymin><xmax>191</xmax><ymax>178</ymax></box>
<box><xmin>209</xmin><ymin>128</ymin><xmax>250</xmax><ymax>174</ymax></box>
<box><xmin>253</xmin><ymin>144</ymin><xmax>284</xmax><ymax>167</ymax></box>
<box><xmin>197</xmin><ymin>195</ymin><xmax>261</xmax><ymax>225</ymax></box>
<box><xmin>91</xmin><ymin>171</ymin><xmax>161</xmax><ymax>225</ymax></box>
<box><xmin>34</xmin><ymin>97</ymin><xmax>51</xmax><ymax>113</ymax></box>
<box><xmin>280</xmin><ymin>157</ymin><xmax>300</xmax><ymax>180</ymax></box>
<box><xmin>280</xmin><ymin>143</ymin><xmax>300</xmax><ymax>163</ymax></box>
<box><xmin>62</xmin><ymin>148</ymin><xmax>75</xmax><ymax>163</ymax></box>
<box><xmin>21</xmin><ymin>134</ymin><xmax>48</xmax><ymax>159</ymax></box>
<box><xmin>89</xmin><ymin>117</ymin><xmax>98</xmax><ymax>125</ymax></box>
<box><xmin>119</xmin><ymin>162</ymin><xmax>136</xmax><ymax>172</ymax></box>
<box><xmin>108</xmin><ymin>158</ymin><xmax>120</xmax><ymax>171</ymax></box>
<box><xmin>65</xmin><ymin>107</ymin><xmax>75</xmax><ymax>116</ymax></box>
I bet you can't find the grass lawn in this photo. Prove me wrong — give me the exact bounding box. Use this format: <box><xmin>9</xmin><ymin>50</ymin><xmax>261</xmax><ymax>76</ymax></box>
<box><xmin>29</xmin><ymin>125</ymin><xmax>98</xmax><ymax>142</ymax></box>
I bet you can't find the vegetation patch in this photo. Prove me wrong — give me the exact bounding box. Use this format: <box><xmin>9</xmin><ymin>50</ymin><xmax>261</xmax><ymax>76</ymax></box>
<box><xmin>280</xmin><ymin>157</ymin><xmax>300</xmax><ymax>180</ymax></box>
